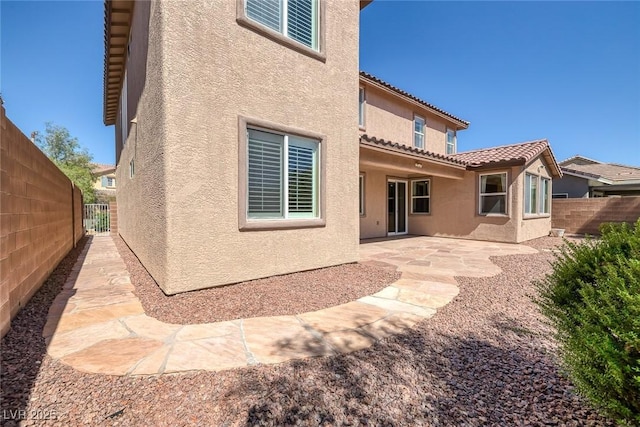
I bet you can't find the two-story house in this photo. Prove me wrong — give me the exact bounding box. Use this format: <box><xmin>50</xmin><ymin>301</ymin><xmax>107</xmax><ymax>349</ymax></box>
<box><xmin>104</xmin><ymin>0</ymin><xmax>362</xmax><ymax>294</ymax></box>
<box><xmin>103</xmin><ymin>0</ymin><xmax>561</xmax><ymax>294</ymax></box>
<box><xmin>357</xmin><ymin>72</ymin><xmax>562</xmax><ymax>243</ymax></box>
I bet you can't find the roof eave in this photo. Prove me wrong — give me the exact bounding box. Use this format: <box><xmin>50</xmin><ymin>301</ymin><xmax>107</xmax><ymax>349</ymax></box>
<box><xmin>103</xmin><ymin>0</ymin><xmax>134</xmax><ymax>126</ymax></box>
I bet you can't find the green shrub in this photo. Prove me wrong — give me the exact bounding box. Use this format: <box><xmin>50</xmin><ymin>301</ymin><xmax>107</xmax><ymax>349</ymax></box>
<box><xmin>535</xmin><ymin>220</ymin><xmax>640</xmax><ymax>425</ymax></box>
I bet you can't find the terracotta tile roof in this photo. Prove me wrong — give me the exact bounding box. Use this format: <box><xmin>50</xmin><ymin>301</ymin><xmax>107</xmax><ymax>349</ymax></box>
<box><xmin>360</xmin><ymin>134</ymin><xmax>467</xmax><ymax>167</ymax></box>
<box><xmin>561</xmin><ymin>162</ymin><xmax>640</xmax><ymax>183</ymax></box>
<box><xmin>453</xmin><ymin>139</ymin><xmax>547</xmax><ymax>165</ymax></box>
<box><xmin>359</xmin><ymin>72</ymin><xmax>470</xmax><ymax>128</ymax></box>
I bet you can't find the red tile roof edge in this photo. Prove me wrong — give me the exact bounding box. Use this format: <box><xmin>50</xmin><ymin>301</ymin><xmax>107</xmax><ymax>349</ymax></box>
<box><xmin>360</xmin><ymin>72</ymin><xmax>470</xmax><ymax>128</ymax></box>
<box><xmin>360</xmin><ymin>134</ymin><xmax>467</xmax><ymax>166</ymax></box>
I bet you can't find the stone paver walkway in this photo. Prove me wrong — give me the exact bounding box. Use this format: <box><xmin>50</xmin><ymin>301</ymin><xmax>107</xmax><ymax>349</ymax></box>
<box><xmin>43</xmin><ymin>235</ymin><xmax>537</xmax><ymax>376</ymax></box>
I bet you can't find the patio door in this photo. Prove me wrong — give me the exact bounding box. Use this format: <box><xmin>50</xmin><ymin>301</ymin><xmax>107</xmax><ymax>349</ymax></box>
<box><xmin>387</xmin><ymin>179</ymin><xmax>408</xmax><ymax>235</ymax></box>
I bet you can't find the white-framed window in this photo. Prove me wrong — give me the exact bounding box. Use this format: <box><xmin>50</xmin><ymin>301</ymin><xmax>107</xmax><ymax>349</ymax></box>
<box><xmin>129</xmin><ymin>159</ymin><xmax>135</xmax><ymax>178</ymax></box>
<box><xmin>540</xmin><ymin>177</ymin><xmax>551</xmax><ymax>214</ymax></box>
<box><xmin>411</xmin><ymin>179</ymin><xmax>430</xmax><ymax>214</ymax></box>
<box><xmin>524</xmin><ymin>173</ymin><xmax>538</xmax><ymax>215</ymax></box>
<box><xmin>359</xmin><ymin>173</ymin><xmax>365</xmax><ymax>216</ymax></box>
<box><xmin>246</xmin><ymin>0</ymin><xmax>319</xmax><ymax>51</ymax></box>
<box><xmin>359</xmin><ymin>87</ymin><xmax>365</xmax><ymax>128</ymax></box>
<box><xmin>247</xmin><ymin>128</ymin><xmax>319</xmax><ymax>219</ymax></box>
<box><xmin>525</xmin><ymin>174</ymin><xmax>551</xmax><ymax>215</ymax></box>
<box><xmin>479</xmin><ymin>172</ymin><xmax>507</xmax><ymax>215</ymax></box>
<box><xmin>414</xmin><ymin>115</ymin><xmax>425</xmax><ymax>149</ymax></box>
<box><xmin>107</xmin><ymin>177</ymin><xmax>116</xmax><ymax>187</ymax></box>
<box><xmin>446</xmin><ymin>128</ymin><xmax>456</xmax><ymax>155</ymax></box>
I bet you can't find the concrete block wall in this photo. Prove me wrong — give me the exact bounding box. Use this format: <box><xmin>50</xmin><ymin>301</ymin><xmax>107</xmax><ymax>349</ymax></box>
<box><xmin>0</xmin><ymin>106</ymin><xmax>84</xmax><ymax>337</ymax></box>
<box><xmin>552</xmin><ymin>197</ymin><xmax>640</xmax><ymax>235</ymax></box>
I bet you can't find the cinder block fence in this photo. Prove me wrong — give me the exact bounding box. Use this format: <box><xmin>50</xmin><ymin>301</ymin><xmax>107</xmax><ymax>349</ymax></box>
<box><xmin>0</xmin><ymin>105</ymin><xmax>84</xmax><ymax>337</ymax></box>
<box><xmin>552</xmin><ymin>197</ymin><xmax>640</xmax><ymax>235</ymax></box>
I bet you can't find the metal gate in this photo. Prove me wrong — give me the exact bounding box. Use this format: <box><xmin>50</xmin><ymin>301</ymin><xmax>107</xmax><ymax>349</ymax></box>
<box><xmin>84</xmin><ymin>204</ymin><xmax>110</xmax><ymax>236</ymax></box>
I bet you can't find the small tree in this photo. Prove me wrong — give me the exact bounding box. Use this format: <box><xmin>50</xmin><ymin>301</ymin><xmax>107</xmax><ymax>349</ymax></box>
<box><xmin>37</xmin><ymin>123</ymin><xmax>96</xmax><ymax>203</ymax></box>
<box><xmin>535</xmin><ymin>220</ymin><xmax>640</xmax><ymax>425</ymax></box>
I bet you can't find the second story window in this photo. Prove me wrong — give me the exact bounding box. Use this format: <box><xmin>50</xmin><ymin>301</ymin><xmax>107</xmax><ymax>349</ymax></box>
<box><xmin>446</xmin><ymin>128</ymin><xmax>456</xmax><ymax>155</ymax></box>
<box><xmin>359</xmin><ymin>87</ymin><xmax>365</xmax><ymax>128</ymax></box>
<box><xmin>246</xmin><ymin>0</ymin><xmax>319</xmax><ymax>51</ymax></box>
<box><xmin>414</xmin><ymin>115</ymin><xmax>425</xmax><ymax>149</ymax></box>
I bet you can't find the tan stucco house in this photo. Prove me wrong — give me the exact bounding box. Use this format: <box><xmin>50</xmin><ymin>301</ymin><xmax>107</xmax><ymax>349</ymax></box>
<box><xmin>103</xmin><ymin>0</ymin><xmax>561</xmax><ymax>294</ymax></box>
<box><xmin>358</xmin><ymin>72</ymin><xmax>562</xmax><ymax>243</ymax></box>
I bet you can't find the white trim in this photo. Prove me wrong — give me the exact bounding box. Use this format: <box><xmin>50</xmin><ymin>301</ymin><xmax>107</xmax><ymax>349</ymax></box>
<box><xmin>246</xmin><ymin>127</ymin><xmax>320</xmax><ymax>221</ymax></box>
<box><xmin>413</xmin><ymin>115</ymin><xmax>425</xmax><ymax>149</ymax></box>
<box><xmin>446</xmin><ymin>128</ymin><xmax>456</xmax><ymax>155</ymax></box>
<box><xmin>359</xmin><ymin>173</ymin><xmax>365</xmax><ymax>216</ymax></box>
<box><xmin>358</xmin><ymin>86</ymin><xmax>365</xmax><ymax>128</ymax></box>
<box><xmin>478</xmin><ymin>172</ymin><xmax>508</xmax><ymax>215</ymax></box>
<box><xmin>410</xmin><ymin>179</ymin><xmax>430</xmax><ymax>214</ymax></box>
<box><xmin>387</xmin><ymin>179</ymin><xmax>408</xmax><ymax>236</ymax></box>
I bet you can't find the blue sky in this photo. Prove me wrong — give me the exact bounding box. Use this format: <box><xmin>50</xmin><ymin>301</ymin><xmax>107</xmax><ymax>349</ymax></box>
<box><xmin>2</xmin><ymin>1</ymin><xmax>639</xmax><ymax>166</ymax></box>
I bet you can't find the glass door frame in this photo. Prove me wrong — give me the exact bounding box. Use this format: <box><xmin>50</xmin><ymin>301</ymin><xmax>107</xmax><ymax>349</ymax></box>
<box><xmin>387</xmin><ymin>178</ymin><xmax>408</xmax><ymax>236</ymax></box>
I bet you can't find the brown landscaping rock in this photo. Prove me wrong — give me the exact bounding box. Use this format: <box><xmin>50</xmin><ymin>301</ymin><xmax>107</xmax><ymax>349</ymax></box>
<box><xmin>0</xmin><ymin>235</ymin><xmax>615</xmax><ymax>426</ymax></box>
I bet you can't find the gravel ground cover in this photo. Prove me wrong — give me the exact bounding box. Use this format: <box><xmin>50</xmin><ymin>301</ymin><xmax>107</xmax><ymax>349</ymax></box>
<box><xmin>114</xmin><ymin>236</ymin><xmax>401</xmax><ymax>324</ymax></box>
<box><xmin>0</xmin><ymin>236</ymin><xmax>614</xmax><ymax>426</ymax></box>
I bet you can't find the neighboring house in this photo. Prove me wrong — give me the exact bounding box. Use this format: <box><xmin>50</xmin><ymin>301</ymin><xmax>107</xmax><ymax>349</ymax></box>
<box><xmin>554</xmin><ymin>155</ymin><xmax>640</xmax><ymax>198</ymax></box>
<box><xmin>102</xmin><ymin>0</ymin><xmax>561</xmax><ymax>294</ymax></box>
<box><xmin>92</xmin><ymin>163</ymin><xmax>116</xmax><ymax>203</ymax></box>
<box><xmin>92</xmin><ymin>163</ymin><xmax>116</xmax><ymax>193</ymax></box>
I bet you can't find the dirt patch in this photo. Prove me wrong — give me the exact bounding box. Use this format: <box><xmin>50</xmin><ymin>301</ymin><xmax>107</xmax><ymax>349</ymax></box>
<box><xmin>113</xmin><ymin>235</ymin><xmax>401</xmax><ymax>324</ymax></box>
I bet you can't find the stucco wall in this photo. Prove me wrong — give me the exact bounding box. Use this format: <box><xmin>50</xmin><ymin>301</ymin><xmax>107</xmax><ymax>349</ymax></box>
<box><xmin>359</xmin><ymin>153</ymin><xmax>556</xmax><ymax>243</ymax></box>
<box><xmin>116</xmin><ymin>0</ymin><xmax>169</xmax><ymax>289</ymax></box>
<box><xmin>552</xmin><ymin>174</ymin><xmax>589</xmax><ymax>198</ymax></box>
<box><xmin>552</xmin><ymin>197</ymin><xmax>640</xmax><ymax>235</ymax></box>
<box><xmin>359</xmin><ymin>164</ymin><xmax>521</xmax><ymax>242</ymax></box>
<box><xmin>117</xmin><ymin>0</ymin><xmax>360</xmax><ymax>294</ymax></box>
<box><xmin>360</xmin><ymin>81</ymin><xmax>460</xmax><ymax>155</ymax></box>
<box><xmin>1</xmin><ymin>107</ymin><xmax>83</xmax><ymax>337</ymax></box>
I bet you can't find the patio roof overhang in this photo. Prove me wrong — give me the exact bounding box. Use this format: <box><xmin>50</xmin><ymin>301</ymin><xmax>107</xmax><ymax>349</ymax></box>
<box><xmin>360</xmin><ymin>145</ymin><xmax>466</xmax><ymax>180</ymax></box>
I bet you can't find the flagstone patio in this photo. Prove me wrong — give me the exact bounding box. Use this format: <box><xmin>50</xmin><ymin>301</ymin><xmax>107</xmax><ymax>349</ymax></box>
<box><xmin>43</xmin><ymin>235</ymin><xmax>537</xmax><ymax>376</ymax></box>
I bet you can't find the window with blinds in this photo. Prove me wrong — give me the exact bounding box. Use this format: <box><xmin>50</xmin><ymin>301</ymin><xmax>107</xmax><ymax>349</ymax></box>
<box><xmin>248</xmin><ymin>129</ymin><xmax>283</xmax><ymax>218</ymax></box>
<box><xmin>247</xmin><ymin>129</ymin><xmax>319</xmax><ymax>220</ymax></box>
<box><xmin>245</xmin><ymin>0</ymin><xmax>319</xmax><ymax>51</ymax></box>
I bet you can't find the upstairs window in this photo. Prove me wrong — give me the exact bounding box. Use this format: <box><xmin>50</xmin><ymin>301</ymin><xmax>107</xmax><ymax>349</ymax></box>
<box><xmin>246</xmin><ymin>0</ymin><xmax>319</xmax><ymax>51</ymax></box>
<box><xmin>414</xmin><ymin>116</ymin><xmax>425</xmax><ymax>149</ymax></box>
<box><xmin>446</xmin><ymin>128</ymin><xmax>456</xmax><ymax>155</ymax></box>
<box><xmin>479</xmin><ymin>172</ymin><xmax>507</xmax><ymax>215</ymax></box>
<box><xmin>359</xmin><ymin>87</ymin><xmax>365</xmax><ymax>128</ymax></box>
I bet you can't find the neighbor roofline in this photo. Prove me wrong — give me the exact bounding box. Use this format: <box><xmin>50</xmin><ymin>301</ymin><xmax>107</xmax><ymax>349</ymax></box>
<box><xmin>359</xmin><ymin>72</ymin><xmax>470</xmax><ymax>130</ymax></box>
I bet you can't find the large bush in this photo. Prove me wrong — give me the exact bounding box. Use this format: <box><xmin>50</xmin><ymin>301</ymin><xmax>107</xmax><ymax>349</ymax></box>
<box><xmin>535</xmin><ymin>220</ymin><xmax>640</xmax><ymax>424</ymax></box>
